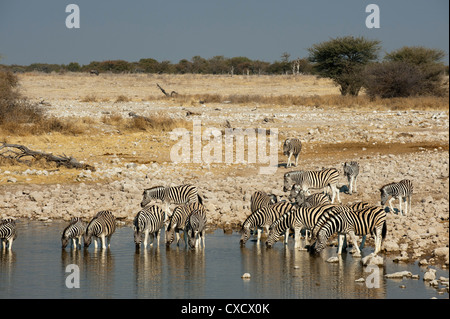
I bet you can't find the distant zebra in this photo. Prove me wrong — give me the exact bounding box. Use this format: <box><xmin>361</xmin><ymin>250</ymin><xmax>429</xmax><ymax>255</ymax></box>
<box><xmin>141</xmin><ymin>184</ymin><xmax>202</xmax><ymax>216</ymax></box>
<box><xmin>0</xmin><ymin>218</ymin><xmax>17</xmax><ymax>250</ymax></box>
<box><xmin>343</xmin><ymin>161</ymin><xmax>360</xmax><ymax>195</ymax></box>
<box><xmin>289</xmin><ymin>184</ymin><xmax>330</xmax><ymax>207</ymax></box>
<box><xmin>311</xmin><ymin>205</ymin><xmax>387</xmax><ymax>256</ymax></box>
<box><xmin>89</xmin><ymin>69</ymin><xmax>99</xmax><ymax>76</ymax></box>
<box><xmin>380</xmin><ymin>179</ymin><xmax>413</xmax><ymax>216</ymax></box>
<box><xmin>84</xmin><ymin>211</ymin><xmax>116</xmax><ymax>249</ymax></box>
<box><xmin>166</xmin><ymin>202</ymin><xmax>205</xmax><ymax>247</ymax></box>
<box><xmin>283</xmin><ymin>168</ymin><xmax>341</xmax><ymax>203</ymax></box>
<box><xmin>61</xmin><ymin>217</ymin><xmax>86</xmax><ymax>249</ymax></box>
<box><xmin>185</xmin><ymin>208</ymin><xmax>207</xmax><ymax>249</ymax></box>
<box><xmin>265</xmin><ymin>204</ymin><xmax>336</xmax><ymax>249</ymax></box>
<box><xmin>283</xmin><ymin>138</ymin><xmax>302</xmax><ymax>167</ymax></box>
<box><xmin>133</xmin><ymin>205</ymin><xmax>165</xmax><ymax>249</ymax></box>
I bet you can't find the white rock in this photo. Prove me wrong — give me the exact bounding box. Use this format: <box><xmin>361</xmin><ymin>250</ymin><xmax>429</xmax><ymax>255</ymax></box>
<box><xmin>241</xmin><ymin>273</ymin><xmax>251</xmax><ymax>279</ymax></box>
<box><xmin>385</xmin><ymin>271</ymin><xmax>412</xmax><ymax>279</ymax></box>
<box><xmin>423</xmin><ymin>268</ymin><xmax>436</xmax><ymax>281</ymax></box>
<box><xmin>326</xmin><ymin>257</ymin><xmax>339</xmax><ymax>263</ymax></box>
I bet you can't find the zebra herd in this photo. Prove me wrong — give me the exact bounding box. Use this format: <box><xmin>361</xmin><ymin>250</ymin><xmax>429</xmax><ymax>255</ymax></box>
<box><xmin>239</xmin><ymin>142</ymin><xmax>414</xmax><ymax>258</ymax></box>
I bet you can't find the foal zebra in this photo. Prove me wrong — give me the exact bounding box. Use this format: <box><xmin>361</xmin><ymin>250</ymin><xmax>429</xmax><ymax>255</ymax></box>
<box><xmin>166</xmin><ymin>202</ymin><xmax>205</xmax><ymax>247</ymax></box>
<box><xmin>185</xmin><ymin>208</ymin><xmax>207</xmax><ymax>249</ymax></box>
<box><xmin>84</xmin><ymin>211</ymin><xmax>116</xmax><ymax>249</ymax></box>
<box><xmin>283</xmin><ymin>138</ymin><xmax>302</xmax><ymax>167</ymax></box>
<box><xmin>133</xmin><ymin>205</ymin><xmax>165</xmax><ymax>249</ymax></box>
<box><xmin>311</xmin><ymin>205</ymin><xmax>387</xmax><ymax>256</ymax></box>
<box><xmin>61</xmin><ymin>217</ymin><xmax>86</xmax><ymax>249</ymax></box>
<box><xmin>0</xmin><ymin>218</ymin><xmax>17</xmax><ymax>250</ymax></box>
<box><xmin>283</xmin><ymin>168</ymin><xmax>341</xmax><ymax>203</ymax></box>
<box><xmin>343</xmin><ymin>161</ymin><xmax>360</xmax><ymax>195</ymax></box>
<box><xmin>265</xmin><ymin>204</ymin><xmax>336</xmax><ymax>249</ymax></box>
<box><xmin>380</xmin><ymin>179</ymin><xmax>413</xmax><ymax>216</ymax></box>
<box><xmin>141</xmin><ymin>184</ymin><xmax>202</xmax><ymax>217</ymax></box>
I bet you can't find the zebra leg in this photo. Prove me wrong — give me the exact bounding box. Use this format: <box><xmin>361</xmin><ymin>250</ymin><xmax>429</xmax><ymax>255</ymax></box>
<box><xmin>359</xmin><ymin>235</ymin><xmax>367</xmax><ymax>250</ymax></box>
<box><xmin>388</xmin><ymin>197</ymin><xmax>396</xmax><ymax>214</ymax></box>
<box><xmin>398</xmin><ymin>197</ymin><xmax>403</xmax><ymax>216</ymax></box>
<box><xmin>402</xmin><ymin>196</ymin><xmax>408</xmax><ymax>216</ymax></box>
<box><xmin>287</xmin><ymin>152</ymin><xmax>292</xmax><ymax>167</ymax></box>
<box><xmin>256</xmin><ymin>228</ymin><xmax>262</xmax><ymax>243</ymax></box>
<box><xmin>100</xmin><ymin>234</ymin><xmax>107</xmax><ymax>249</ymax></box>
<box><xmin>337</xmin><ymin>234</ymin><xmax>346</xmax><ymax>254</ymax></box>
<box><xmin>294</xmin><ymin>154</ymin><xmax>299</xmax><ymax>167</ymax></box>
<box><xmin>284</xmin><ymin>229</ymin><xmax>289</xmax><ymax>245</ymax></box>
<box><xmin>347</xmin><ymin>175</ymin><xmax>353</xmax><ymax>194</ymax></box>
<box><xmin>354</xmin><ymin>175</ymin><xmax>358</xmax><ymax>193</ymax></box>
<box><xmin>348</xmin><ymin>231</ymin><xmax>361</xmax><ymax>257</ymax></box>
<box><xmin>294</xmin><ymin>228</ymin><xmax>303</xmax><ymax>249</ymax></box>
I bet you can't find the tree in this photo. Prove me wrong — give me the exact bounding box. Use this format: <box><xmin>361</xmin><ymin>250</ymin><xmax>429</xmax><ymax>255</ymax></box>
<box><xmin>308</xmin><ymin>36</ymin><xmax>381</xmax><ymax>96</ymax></box>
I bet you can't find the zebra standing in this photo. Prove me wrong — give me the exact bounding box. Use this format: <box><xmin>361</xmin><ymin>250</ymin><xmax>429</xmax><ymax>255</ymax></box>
<box><xmin>61</xmin><ymin>217</ymin><xmax>86</xmax><ymax>249</ymax></box>
<box><xmin>289</xmin><ymin>184</ymin><xmax>330</xmax><ymax>207</ymax></box>
<box><xmin>343</xmin><ymin>161</ymin><xmax>360</xmax><ymax>195</ymax></box>
<box><xmin>311</xmin><ymin>205</ymin><xmax>387</xmax><ymax>256</ymax></box>
<box><xmin>140</xmin><ymin>184</ymin><xmax>202</xmax><ymax>217</ymax></box>
<box><xmin>283</xmin><ymin>138</ymin><xmax>302</xmax><ymax>167</ymax></box>
<box><xmin>380</xmin><ymin>179</ymin><xmax>413</xmax><ymax>216</ymax></box>
<box><xmin>84</xmin><ymin>211</ymin><xmax>116</xmax><ymax>249</ymax></box>
<box><xmin>0</xmin><ymin>218</ymin><xmax>17</xmax><ymax>251</ymax></box>
<box><xmin>283</xmin><ymin>168</ymin><xmax>341</xmax><ymax>203</ymax></box>
<box><xmin>185</xmin><ymin>208</ymin><xmax>207</xmax><ymax>249</ymax></box>
<box><xmin>133</xmin><ymin>205</ymin><xmax>165</xmax><ymax>249</ymax></box>
<box><xmin>166</xmin><ymin>202</ymin><xmax>205</xmax><ymax>247</ymax></box>
<box><xmin>250</xmin><ymin>191</ymin><xmax>277</xmax><ymax>214</ymax></box>
<box><xmin>265</xmin><ymin>204</ymin><xmax>336</xmax><ymax>249</ymax></box>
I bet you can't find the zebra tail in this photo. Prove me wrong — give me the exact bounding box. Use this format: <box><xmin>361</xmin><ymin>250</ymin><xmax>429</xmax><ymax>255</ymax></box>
<box><xmin>197</xmin><ymin>195</ymin><xmax>203</xmax><ymax>204</ymax></box>
<box><xmin>382</xmin><ymin>221</ymin><xmax>387</xmax><ymax>239</ymax></box>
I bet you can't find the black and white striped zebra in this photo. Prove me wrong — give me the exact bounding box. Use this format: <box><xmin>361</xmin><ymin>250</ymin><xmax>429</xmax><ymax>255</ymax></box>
<box><xmin>133</xmin><ymin>205</ymin><xmax>165</xmax><ymax>249</ymax></box>
<box><xmin>265</xmin><ymin>204</ymin><xmax>336</xmax><ymax>249</ymax></box>
<box><xmin>140</xmin><ymin>184</ymin><xmax>202</xmax><ymax>217</ymax></box>
<box><xmin>166</xmin><ymin>202</ymin><xmax>205</xmax><ymax>247</ymax></box>
<box><xmin>84</xmin><ymin>211</ymin><xmax>116</xmax><ymax>249</ymax></box>
<box><xmin>185</xmin><ymin>208</ymin><xmax>207</xmax><ymax>249</ymax></box>
<box><xmin>289</xmin><ymin>184</ymin><xmax>330</xmax><ymax>207</ymax></box>
<box><xmin>283</xmin><ymin>168</ymin><xmax>341</xmax><ymax>203</ymax></box>
<box><xmin>380</xmin><ymin>179</ymin><xmax>413</xmax><ymax>216</ymax></box>
<box><xmin>240</xmin><ymin>200</ymin><xmax>294</xmax><ymax>246</ymax></box>
<box><xmin>0</xmin><ymin>218</ymin><xmax>17</xmax><ymax>251</ymax></box>
<box><xmin>61</xmin><ymin>217</ymin><xmax>86</xmax><ymax>249</ymax></box>
<box><xmin>283</xmin><ymin>138</ymin><xmax>302</xmax><ymax>167</ymax></box>
<box><xmin>250</xmin><ymin>191</ymin><xmax>277</xmax><ymax>214</ymax></box>
<box><xmin>311</xmin><ymin>205</ymin><xmax>387</xmax><ymax>256</ymax></box>
<box><xmin>343</xmin><ymin>161</ymin><xmax>360</xmax><ymax>195</ymax></box>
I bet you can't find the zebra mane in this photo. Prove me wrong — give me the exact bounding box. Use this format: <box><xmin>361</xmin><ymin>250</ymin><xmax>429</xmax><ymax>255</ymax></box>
<box><xmin>144</xmin><ymin>185</ymin><xmax>166</xmax><ymax>192</ymax></box>
<box><xmin>379</xmin><ymin>182</ymin><xmax>396</xmax><ymax>191</ymax></box>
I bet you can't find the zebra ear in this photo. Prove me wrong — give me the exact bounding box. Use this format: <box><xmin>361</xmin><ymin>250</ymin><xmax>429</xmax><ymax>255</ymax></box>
<box><xmin>286</xmin><ymin>139</ymin><xmax>290</xmax><ymax>144</ymax></box>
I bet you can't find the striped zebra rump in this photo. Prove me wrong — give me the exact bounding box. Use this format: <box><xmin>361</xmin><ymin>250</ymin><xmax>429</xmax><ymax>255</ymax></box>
<box><xmin>250</xmin><ymin>191</ymin><xmax>277</xmax><ymax>214</ymax></box>
<box><xmin>166</xmin><ymin>202</ymin><xmax>205</xmax><ymax>247</ymax></box>
<box><xmin>283</xmin><ymin>138</ymin><xmax>302</xmax><ymax>167</ymax></box>
<box><xmin>185</xmin><ymin>208</ymin><xmax>207</xmax><ymax>249</ymax></box>
<box><xmin>140</xmin><ymin>184</ymin><xmax>202</xmax><ymax>210</ymax></box>
<box><xmin>133</xmin><ymin>205</ymin><xmax>165</xmax><ymax>248</ymax></box>
<box><xmin>0</xmin><ymin>218</ymin><xmax>17</xmax><ymax>250</ymax></box>
<box><xmin>84</xmin><ymin>210</ymin><xmax>116</xmax><ymax>248</ymax></box>
<box><xmin>240</xmin><ymin>206</ymin><xmax>281</xmax><ymax>246</ymax></box>
<box><xmin>61</xmin><ymin>217</ymin><xmax>86</xmax><ymax>249</ymax></box>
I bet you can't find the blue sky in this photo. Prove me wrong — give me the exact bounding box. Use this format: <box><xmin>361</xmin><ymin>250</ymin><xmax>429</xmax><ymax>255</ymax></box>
<box><xmin>0</xmin><ymin>0</ymin><xmax>448</xmax><ymax>65</ymax></box>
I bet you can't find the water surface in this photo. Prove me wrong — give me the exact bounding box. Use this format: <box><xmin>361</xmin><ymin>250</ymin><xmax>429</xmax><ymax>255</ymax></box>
<box><xmin>0</xmin><ymin>221</ymin><xmax>448</xmax><ymax>299</ymax></box>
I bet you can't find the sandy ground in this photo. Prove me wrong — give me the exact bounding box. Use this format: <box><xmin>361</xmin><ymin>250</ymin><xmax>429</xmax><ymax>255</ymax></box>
<box><xmin>1</xmin><ymin>73</ymin><xmax>448</xmax><ymax>267</ymax></box>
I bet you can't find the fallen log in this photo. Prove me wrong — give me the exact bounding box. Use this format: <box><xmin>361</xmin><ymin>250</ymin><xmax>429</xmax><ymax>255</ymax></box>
<box><xmin>0</xmin><ymin>143</ymin><xmax>95</xmax><ymax>171</ymax></box>
<box><xmin>156</xmin><ymin>83</ymin><xmax>178</xmax><ymax>97</ymax></box>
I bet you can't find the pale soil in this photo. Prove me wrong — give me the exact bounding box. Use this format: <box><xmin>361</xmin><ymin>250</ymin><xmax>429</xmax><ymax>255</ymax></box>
<box><xmin>1</xmin><ymin>73</ymin><xmax>448</xmax><ymax>267</ymax></box>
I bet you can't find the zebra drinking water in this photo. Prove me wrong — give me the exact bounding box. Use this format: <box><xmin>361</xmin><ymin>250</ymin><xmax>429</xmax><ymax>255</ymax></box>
<box><xmin>283</xmin><ymin>168</ymin><xmax>340</xmax><ymax>203</ymax></box>
<box><xmin>343</xmin><ymin>161</ymin><xmax>360</xmax><ymax>195</ymax></box>
<box><xmin>84</xmin><ymin>211</ymin><xmax>116</xmax><ymax>249</ymax></box>
<box><xmin>133</xmin><ymin>205</ymin><xmax>165</xmax><ymax>249</ymax></box>
<box><xmin>239</xmin><ymin>206</ymin><xmax>283</xmax><ymax>246</ymax></box>
<box><xmin>166</xmin><ymin>202</ymin><xmax>205</xmax><ymax>247</ymax></box>
<box><xmin>283</xmin><ymin>138</ymin><xmax>302</xmax><ymax>167</ymax></box>
<box><xmin>61</xmin><ymin>217</ymin><xmax>86</xmax><ymax>249</ymax></box>
<box><xmin>141</xmin><ymin>184</ymin><xmax>202</xmax><ymax>217</ymax></box>
<box><xmin>311</xmin><ymin>205</ymin><xmax>387</xmax><ymax>257</ymax></box>
<box><xmin>185</xmin><ymin>208</ymin><xmax>207</xmax><ymax>249</ymax></box>
<box><xmin>0</xmin><ymin>218</ymin><xmax>17</xmax><ymax>251</ymax></box>
<box><xmin>380</xmin><ymin>179</ymin><xmax>413</xmax><ymax>216</ymax></box>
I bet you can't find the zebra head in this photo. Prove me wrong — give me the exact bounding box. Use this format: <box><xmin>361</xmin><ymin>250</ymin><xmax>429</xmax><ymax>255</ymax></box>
<box><xmin>379</xmin><ymin>185</ymin><xmax>391</xmax><ymax>206</ymax></box>
<box><xmin>132</xmin><ymin>222</ymin><xmax>143</xmax><ymax>247</ymax></box>
<box><xmin>239</xmin><ymin>226</ymin><xmax>251</xmax><ymax>246</ymax></box>
<box><xmin>83</xmin><ymin>232</ymin><xmax>92</xmax><ymax>247</ymax></box>
<box><xmin>61</xmin><ymin>234</ymin><xmax>70</xmax><ymax>249</ymax></box>
<box><xmin>140</xmin><ymin>186</ymin><xmax>165</xmax><ymax>208</ymax></box>
<box><xmin>165</xmin><ymin>223</ymin><xmax>175</xmax><ymax>246</ymax></box>
<box><xmin>310</xmin><ymin>230</ymin><xmax>328</xmax><ymax>255</ymax></box>
<box><xmin>282</xmin><ymin>139</ymin><xmax>291</xmax><ymax>155</ymax></box>
<box><xmin>265</xmin><ymin>227</ymin><xmax>279</xmax><ymax>249</ymax></box>
<box><xmin>288</xmin><ymin>184</ymin><xmax>303</xmax><ymax>203</ymax></box>
<box><xmin>283</xmin><ymin>172</ymin><xmax>296</xmax><ymax>192</ymax></box>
